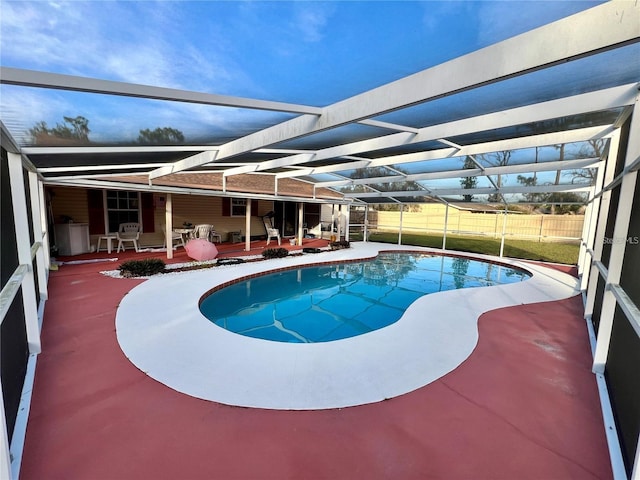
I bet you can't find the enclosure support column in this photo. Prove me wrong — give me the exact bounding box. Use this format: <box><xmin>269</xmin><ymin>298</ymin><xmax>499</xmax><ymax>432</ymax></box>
<box><xmin>589</xmin><ymin>111</ymin><xmax>636</xmax><ymax>480</ymax></box>
<box><xmin>593</xmin><ymin>106</ymin><xmax>640</xmax><ymax>374</ymax></box>
<box><xmin>245</xmin><ymin>198</ymin><xmax>252</xmax><ymax>251</ymax></box>
<box><xmin>499</xmin><ymin>208</ymin><xmax>507</xmax><ymax>258</ymax></box>
<box><xmin>0</xmin><ymin>388</ymin><xmax>11</xmax><ymax>480</ymax></box>
<box><xmin>579</xmin><ymin>183</ymin><xmax>600</xmax><ymax>292</ymax></box>
<box><xmin>28</xmin><ymin>171</ymin><xmax>47</xmax><ymax>302</ymax></box>
<box><xmin>37</xmin><ymin>179</ymin><xmax>50</xmax><ymax>275</ymax></box>
<box><xmin>297</xmin><ymin>202</ymin><xmax>304</xmax><ymax>245</ymax></box>
<box><xmin>398</xmin><ymin>204</ymin><xmax>404</xmax><ymax>246</ymax></box>
<box><xmin>585</xmin><ymin>130</ymin><xmax>620</xmax><ymax>318</ymax></box>
<box><xmin>165</xmin><ymin>193</ymin><xmax>173</xmax><ymax>260</ymax></box>
<box><xmin>8</xmin><ymin>152</ymin><xmax>40</xmax><ymax>354</ymax></box>
<box><xmin>442</xmin><ymin>203</ymin><xmax>449</xmax><ymax>250</ymax></box>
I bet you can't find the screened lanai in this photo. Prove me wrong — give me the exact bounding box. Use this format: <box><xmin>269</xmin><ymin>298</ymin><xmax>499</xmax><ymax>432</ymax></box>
<box><xmin>1</xmin><ymin>1</ymin><xmax>640</xmax><ymax>478</ymax></box>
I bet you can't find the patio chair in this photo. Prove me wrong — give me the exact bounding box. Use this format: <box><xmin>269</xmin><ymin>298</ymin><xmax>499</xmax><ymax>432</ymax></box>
<box><xmin>266</xmin><ymin>227</ymin><xmax>281</xmax><ymax>246</ymax></box>
<box><xmin>116</xmin><ymin>222</ymin><xmax>141</xmax><ymax>252</ymax></box>
<box><xmin>192</xmin><ymin>224</ymin><xmax>220</xmax><ymax>243</ymax></box>
<box><xmin>261</xmin><ymin>215</ymin><xmax>281</xmax><ymax>246</ymax></box>
<box><xmin>162</xmin><ymin>226</ymin><xmax>185</xmax><ymax>249</ymax></box>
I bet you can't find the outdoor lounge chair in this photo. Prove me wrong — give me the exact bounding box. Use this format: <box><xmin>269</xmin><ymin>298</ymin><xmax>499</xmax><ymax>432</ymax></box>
<box><xmin>116</xmin><ymin>222</ymin><xmax>140</xmax><ymax>252</ymax></box>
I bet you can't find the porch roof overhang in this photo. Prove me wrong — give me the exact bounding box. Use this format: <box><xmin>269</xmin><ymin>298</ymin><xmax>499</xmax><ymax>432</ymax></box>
<box><xmin>1</xmin><ymin>1</ymin><xmax>639</xmax><ymax>207</ymax></box>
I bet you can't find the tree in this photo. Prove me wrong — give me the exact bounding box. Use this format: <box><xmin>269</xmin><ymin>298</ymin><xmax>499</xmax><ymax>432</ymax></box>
<box><xmin>342</xmin><ymin>166</ymin><xmax>425</xmax><ymax>211</ymax></box>
<box><xmin>566</xmin><ymin>139</ymin><xmax>607</xmax><ymax>185</ymax></box>
<box><xmin>478</xmin><ymin>151</ymin><xmax>511</xmax><ymax>202</ymax></box>
<box><xmin>460</xmin><ymin>156</ymin><xmax>478</xmax><ymax>202</ymax></box>
<box><xmin>29</xmin><ymin>115</ymin><xmax>90</xmax><ymax>144</ymax></box>
<box><xmin>542</xmin><ymin>192</ymin><xmax>585</xmax><ymax>214</ymax></box>
<box><xmin>137</xmin><ymin>127</ymin><xmax>185</xmax><ymax>145</ymax></box>
<box><xmin>516</xmin><ymin>174</ymin><xmax>545</xmax><ymax>203</ymax></box>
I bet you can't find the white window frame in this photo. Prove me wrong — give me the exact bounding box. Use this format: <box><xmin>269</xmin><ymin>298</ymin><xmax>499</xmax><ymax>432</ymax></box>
<box><xmin>103</xmin><ymin>190</ymin><xmax>142</xmax><ymax>233</ymax></box>
<box><xmin>231</xmin><ymin>198</ymin><xmax>247</xmax><ymax>217</ymax></box>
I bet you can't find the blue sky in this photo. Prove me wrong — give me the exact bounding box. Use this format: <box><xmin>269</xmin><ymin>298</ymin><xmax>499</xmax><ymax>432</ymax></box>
<box><xmin>1</xmin><ymin>1</ymin><xmax>603</xmax><ymax>143</ymax></box>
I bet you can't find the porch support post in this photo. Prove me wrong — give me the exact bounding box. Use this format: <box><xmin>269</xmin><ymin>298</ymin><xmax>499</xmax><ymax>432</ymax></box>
<box><xmin>364</xmin><ymin>205</ymin><xmax>369</xmax><ymax>242</ymax></box>
<box><xmin>344</xmin><ymin>205</ymin><xmax>350</xmax><ymax>242</ymax></box>
<box><xmin>165</xmin><ymin>193</ymin><xmax>173</xmax><ymax>260</ymax></box>
<box><xmin>297</xmin><ymin>202</ymin><xmax>304</xmax><ymax>245</ymax></box>
<box><xmin>245</xmin><ymin>198</ymin><xmax>252</xmax><ymax>251</ymax></box>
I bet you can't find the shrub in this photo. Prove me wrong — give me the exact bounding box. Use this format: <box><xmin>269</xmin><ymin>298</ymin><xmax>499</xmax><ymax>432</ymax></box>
<box><xmin>262</xmin><ymin>247</ymin><xmax>289</xmax><ymax>259</ymax></box>
<box><xmin>329</xmin><ymin>240</ymin><xmax>350</xmax><ymax>250</ymax></box>
<box><xmin>119</xmin><ymin>258</ymin><xmax>166</xmax><ymax>277</ymax></box>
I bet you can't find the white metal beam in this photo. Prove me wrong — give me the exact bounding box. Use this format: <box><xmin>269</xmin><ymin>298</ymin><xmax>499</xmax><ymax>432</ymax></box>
<box><xmin>238</xmin><ymin>85</ymin><xmax>633</xmax><ymax>178</ymax></box>
<box><xmin>149</xmin><ymin>150</ymin><xmax>218</xmax><ymax>180</ymax></box>
<box><xmin>316</xmin><ymin>158</ymin><xmax>600</xmax><ymax>188</ymax></box>
<box><xmin>346</xmin><ymin>183</ymin><xmax>591</xmax><ymax>199</ymax></box>
<box><xmin>0</xmin><ymin>67</ymin><xmax>322</xmax><ymax>115</ymax></box>
<box><xmin>147</xmin><ymin>2</ymin><xmax>640</xmax><ymax>177</ymax></box>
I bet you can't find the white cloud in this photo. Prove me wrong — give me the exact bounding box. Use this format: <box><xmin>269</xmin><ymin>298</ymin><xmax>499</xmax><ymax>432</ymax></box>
<box><xmin>0</xmin><ymin>1</ymin><xmax>251</xmax><ymax>92</ymax></box>
<box><xmin>292</xmin><ymin>3</ymin><xmax>335</xmax><ymax>43</ymax></box>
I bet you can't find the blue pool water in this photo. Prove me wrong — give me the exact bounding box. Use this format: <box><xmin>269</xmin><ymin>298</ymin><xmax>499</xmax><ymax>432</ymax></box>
<box><xmin>199</xmin><ymin>253</ymin><xmax>530</xmax><ymax>343</ymax></box>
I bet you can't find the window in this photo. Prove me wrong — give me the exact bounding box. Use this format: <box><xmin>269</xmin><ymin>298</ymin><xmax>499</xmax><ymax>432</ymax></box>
<box><xmin>231</xmin><ymin>198</ymin><xmax>247</xmax><ymax>217</ymax></box>
<box><xmin>106</xmin><ymin>190</ymin><xmax>140</xmax><ymax>232</ymax></box>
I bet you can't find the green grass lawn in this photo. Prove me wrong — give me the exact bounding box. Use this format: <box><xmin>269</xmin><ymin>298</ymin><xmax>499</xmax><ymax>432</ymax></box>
<box><xmin>361</xmin><ymin>232</ymin><xmax>579</xmax><ymax>265</ymax></box>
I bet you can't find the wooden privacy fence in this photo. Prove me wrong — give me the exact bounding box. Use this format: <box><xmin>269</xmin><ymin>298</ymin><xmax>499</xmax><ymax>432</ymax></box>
<box><xmin>354</xmin><ymin>208</ymin><xmax>584</xmax><ymax>243</ymax></box>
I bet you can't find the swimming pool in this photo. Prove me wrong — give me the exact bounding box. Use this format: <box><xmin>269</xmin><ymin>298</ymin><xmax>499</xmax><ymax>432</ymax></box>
<box><xmin>200</xmin><ymin>253</ymin><xmax>530</xmax><ymax>343</ymax></box>
<box><xmin>117</xmin><ymin>243</ymin><xmax>579</xmax><ymax>409</ymax></box>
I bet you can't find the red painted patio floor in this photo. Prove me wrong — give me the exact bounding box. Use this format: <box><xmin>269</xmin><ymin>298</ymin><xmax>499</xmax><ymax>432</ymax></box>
<box><xmin>20</xmin><ymin>244</ymin><xmax>612</xmax><ymax>479</ymax></box>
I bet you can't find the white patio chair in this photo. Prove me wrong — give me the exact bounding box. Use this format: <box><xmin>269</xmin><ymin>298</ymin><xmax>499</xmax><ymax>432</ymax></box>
<box><xmin>262</xmin><ymin>215</ymin><xmax>281</xmax><ymax>246</ymax></box>
<box><xmin>162</xmin><ymin>226</ymin><xmax>185</xmax><ymax>249</ymax></box>
<box><xmin>192</xmin><ymin>224</ymin><xmax>217</xmax><ymax>243</ymax></box>
<box><xmin>116</xmin><ymin>222</ymin><xmax>140</xmax><ymax>252</ymax></box>
<box><xmin>266</xmin><ymin>227</ymin><xmax>281</xmax><ymax>246</ymax></box>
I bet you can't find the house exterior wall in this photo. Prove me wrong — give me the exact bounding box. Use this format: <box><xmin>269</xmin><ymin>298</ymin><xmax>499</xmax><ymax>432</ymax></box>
<box><xmin>48</xmin><ymin>186</ymin><xmax>278</xmax><ymax>250</ymax></box>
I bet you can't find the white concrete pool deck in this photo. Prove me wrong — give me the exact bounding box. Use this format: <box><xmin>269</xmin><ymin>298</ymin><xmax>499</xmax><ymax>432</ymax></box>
<box><xmin>116</xmin><ymin>242</ymin><xmax>580</xmax><ymax>410</ymax></box>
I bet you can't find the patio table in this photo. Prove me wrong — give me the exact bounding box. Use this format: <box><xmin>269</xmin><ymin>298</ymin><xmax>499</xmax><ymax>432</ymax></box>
<box><xmin>173</xmin><ymin>228</ymin><xmax>194</xmax><ymax>242</ymax></box>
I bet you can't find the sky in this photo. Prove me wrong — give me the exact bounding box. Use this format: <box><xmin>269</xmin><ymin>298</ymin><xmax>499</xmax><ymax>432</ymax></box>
<box><xmin>0</xmin><ymin>0</ymin><xmax>603</xmax><ymax>144</ymax></box>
